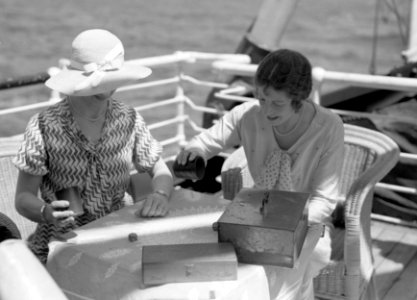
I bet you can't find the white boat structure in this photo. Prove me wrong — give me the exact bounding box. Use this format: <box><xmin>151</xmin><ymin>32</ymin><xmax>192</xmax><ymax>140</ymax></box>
<box><xmin>0</xmin><ymin>0</ymin><xmax>417</xmax><ymax>299</ymax></box>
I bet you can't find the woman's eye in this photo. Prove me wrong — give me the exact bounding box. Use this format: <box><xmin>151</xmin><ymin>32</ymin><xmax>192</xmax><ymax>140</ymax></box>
<box><xmin>273</xmin><ymin>102</ymin><xmax>285</xmax><ymax>107</ymax></box>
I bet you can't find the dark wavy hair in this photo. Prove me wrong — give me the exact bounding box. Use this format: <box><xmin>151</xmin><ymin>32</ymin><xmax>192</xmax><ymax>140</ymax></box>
<box><xmin>254</xmin><ymin>49</ymin><xmax>312</xmax><ymax>111</ymax></box>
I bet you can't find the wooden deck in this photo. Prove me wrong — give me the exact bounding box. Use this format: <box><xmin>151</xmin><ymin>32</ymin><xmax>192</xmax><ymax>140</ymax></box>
<box><xmin>371</xmin><ymin>218</ymin><xmax>417</xmax><ymax>300</ymax></box>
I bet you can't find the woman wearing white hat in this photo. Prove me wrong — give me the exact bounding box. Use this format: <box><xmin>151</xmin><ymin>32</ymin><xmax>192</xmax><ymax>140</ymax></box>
<box><xmin>13</xmin><ymin>29</ymin><xmax>173</xmax><ymax>263</ymax></box>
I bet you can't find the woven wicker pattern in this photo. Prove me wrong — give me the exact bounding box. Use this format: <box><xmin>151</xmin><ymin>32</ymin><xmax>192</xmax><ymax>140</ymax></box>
<box><xmin>0</xmin><ymin>135</ymin><xmax>37</xmax><ymax>240</ymax></box>
<box><xmin>220</xmin><ymin>124</ymin><xmax>400</xmax><ymax>300</ymax></box>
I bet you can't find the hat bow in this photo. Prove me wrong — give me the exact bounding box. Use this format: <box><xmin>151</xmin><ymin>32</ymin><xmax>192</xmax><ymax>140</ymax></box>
<box><xmin>71</xmin><ymin>42</ymin><xmax>124</xmax><ymax>91</ymax></box>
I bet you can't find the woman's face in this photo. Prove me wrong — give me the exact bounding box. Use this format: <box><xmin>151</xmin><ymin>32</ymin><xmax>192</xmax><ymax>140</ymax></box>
<box><xmin>256</xmin><ymin>86</ymin><xmax>295</xmax><ymax>126</ymax></box>
<box><xmin>92</xmin><ymin>90</ymin><xmax>115</xmax><ymax>101</ymax></box>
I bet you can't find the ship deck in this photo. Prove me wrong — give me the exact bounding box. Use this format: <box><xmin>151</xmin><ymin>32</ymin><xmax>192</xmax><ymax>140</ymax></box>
<box><xmin>370</xmin><ymin>219</ymin><xmax>417</xmax><ymax>299</ymax></box>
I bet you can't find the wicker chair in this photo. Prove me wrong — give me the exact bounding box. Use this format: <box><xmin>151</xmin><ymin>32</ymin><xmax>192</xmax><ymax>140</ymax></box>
<box><xmin>220</xmin><ymin>124</ymin><xmax>400</xmax><ymax>300</ymax></box>
<box><xmin>0</xmin><ymin>135</ymin><xmax>37</xmax><ymax>241</ymax></box>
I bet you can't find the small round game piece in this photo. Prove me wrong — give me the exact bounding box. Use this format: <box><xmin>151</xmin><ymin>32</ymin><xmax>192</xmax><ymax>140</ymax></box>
<box><xmin>128</xmin><ymin>232</ymin><xmax>138</xmax><ymax>242</ymax></box>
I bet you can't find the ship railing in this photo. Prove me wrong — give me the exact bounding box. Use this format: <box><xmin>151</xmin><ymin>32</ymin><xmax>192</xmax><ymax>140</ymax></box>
<box><xmin>0</xmin><ymin>51</ymin><xmax>250</xmax><ymax>161</ymax></box>
<box><xmin>1</xmin><ymin>51</ymin><xmax>416</xmax><ymax>224</ymax></box>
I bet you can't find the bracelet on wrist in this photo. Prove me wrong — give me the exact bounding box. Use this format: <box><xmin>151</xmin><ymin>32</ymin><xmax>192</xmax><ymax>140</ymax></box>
<box><xmin>154</xmin><ymin>189</ymin><xmax>169</xmax><ymax>199</ymax></box>
<box><xmin>40</xmin><ymin>204</ymin><xmax>48</xmax><ymax>223</ymax></box>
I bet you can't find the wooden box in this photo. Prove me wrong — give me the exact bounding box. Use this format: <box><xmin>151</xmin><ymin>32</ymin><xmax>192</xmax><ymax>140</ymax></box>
<box><xmin>216</xmin><ymin>188</ymin><xmax>310</xmax><ymax>268</ymax></box>
<box><xmin>142</xmin><ymin>242</ymin><xmax>238</xmax><ymax>286</ymax></box>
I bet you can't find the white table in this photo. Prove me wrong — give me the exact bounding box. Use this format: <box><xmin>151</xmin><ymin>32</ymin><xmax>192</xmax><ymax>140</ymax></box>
<box><xmin>47</xmin><ymin>188</ymin><xmax>272</xmax><ymax>300</ymax></box>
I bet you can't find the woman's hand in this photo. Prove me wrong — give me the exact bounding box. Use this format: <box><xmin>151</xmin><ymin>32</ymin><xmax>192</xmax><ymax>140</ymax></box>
<box><xmin>175</xmin><ymin>149</ymin><xmax>202</xmax><ymax>166</ymax></box>
<box><xmin>43</xmin><ymin>201</ymin><xmax>75</xmax><ymax>227</ymax></box>
<box><xmin>136</xmin><ymin>191</ymin><xmax>169</xmax><ymax>218</ymax></box>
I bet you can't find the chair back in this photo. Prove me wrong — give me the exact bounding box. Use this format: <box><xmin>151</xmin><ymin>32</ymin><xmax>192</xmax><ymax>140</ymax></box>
<box><xmin>0</xmin><ymin>135</ymin><xmax>37</xmax><ymax>240</ymax></box>
<box><xmin>341</xmin><ymin>124</ymin><xmax>400</xmax><ymax>228</ymax></box>
<box><xmin>317</xmin><ymin>125</ymin><xmax>399</xmax><ymax>300</ymax></box>
<box><xmin>331</xmin><ymin>128</ymin><xmax>377</xmax><ymax>228</ymax></box>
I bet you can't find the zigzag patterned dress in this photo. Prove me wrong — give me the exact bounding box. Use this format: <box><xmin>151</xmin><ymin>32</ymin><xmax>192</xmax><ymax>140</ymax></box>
<box><xmin>13</xmin><ymin>98</ymin><xmax>162</xmax><ymax>263</ymax></box>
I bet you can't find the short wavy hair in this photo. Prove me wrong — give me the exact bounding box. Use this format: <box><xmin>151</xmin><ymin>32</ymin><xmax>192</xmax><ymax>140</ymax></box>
<box><xmin>254</xmin><ymin>49</ymin><xmax>312</xmax><ymax>111</ymax></box>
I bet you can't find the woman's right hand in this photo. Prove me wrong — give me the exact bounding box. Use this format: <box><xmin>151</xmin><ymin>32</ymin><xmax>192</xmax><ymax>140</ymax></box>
<box><xmin>175</xmin><ymin>149</ymin><xmax>202</xmax><ymax>165</ymax></box>
<box><xmin>43</xmin><ymin>201</ymin><xmax>75</xmax><ymax>227</ymax></box>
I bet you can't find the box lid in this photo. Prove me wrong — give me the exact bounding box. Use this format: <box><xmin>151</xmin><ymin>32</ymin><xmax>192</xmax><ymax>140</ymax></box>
<box><xmin>217</xmin><ymin>188</ymin><xmax>310</xmax><ymax>230</ymax></box>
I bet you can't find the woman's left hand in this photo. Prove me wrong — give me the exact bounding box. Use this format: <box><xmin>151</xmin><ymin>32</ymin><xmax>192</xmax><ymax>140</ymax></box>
<box><xmin>135</xmin><ymin>192</ymin><xmax>169</xmax><ymax>217</ymax></box>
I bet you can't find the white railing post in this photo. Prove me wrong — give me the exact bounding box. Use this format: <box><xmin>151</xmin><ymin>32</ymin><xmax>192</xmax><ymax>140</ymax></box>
<box><xmin>312</xmin><ymin>67</ymin><xmax>325</xmax><ymax>104</ymax></box>
<box><xmin>175</xmin><ymin>62</ymin><xmax>187</xmax><ymax>149</ymax></box>
<box><xmin>403</xmin><ymin>0</ymin><xmax>417</xmax><ymax>62</ymax></box>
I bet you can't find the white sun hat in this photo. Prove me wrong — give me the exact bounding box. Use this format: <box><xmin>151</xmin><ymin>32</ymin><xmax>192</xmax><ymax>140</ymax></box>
<box><xmin>45</xmin><ymin>29</ymin><xmax>152</xmax><ymax>96</ymax></box>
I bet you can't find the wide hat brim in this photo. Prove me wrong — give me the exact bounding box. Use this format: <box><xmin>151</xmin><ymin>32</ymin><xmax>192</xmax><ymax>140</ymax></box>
<box><xmin>45</xmin><ymin>64</ymin><xmax>152</xmax><ymax>96</ymax></box>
